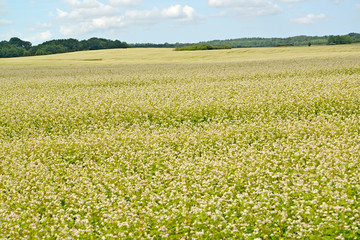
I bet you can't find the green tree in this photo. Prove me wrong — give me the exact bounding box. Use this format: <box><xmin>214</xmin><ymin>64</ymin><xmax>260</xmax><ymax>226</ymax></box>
<box><xmin>328</xmin><ymin>35</ymin><xmax>352</xmax><ymax>45</ymax></box>
<box><xmin>35</xmin><ymin>49</ymin><xmax>48</xmax><ymax>55</ymax></box>
<box><xmin>9</xmin><ymin>37</ymin><xmax>32</xmax><ymax>50</ymax></box>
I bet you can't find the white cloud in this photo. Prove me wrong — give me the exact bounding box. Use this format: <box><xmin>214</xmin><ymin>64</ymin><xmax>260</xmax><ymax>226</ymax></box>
<box><xmin>63</xmin><ymin>0</ymin><xmax>102</xmax><ymax>8</ymax></box>
<box><xmin>57</xmin><ymin>0</ymin><xmax>200</xmax><ymax>36</ymax></box>
<box><xmin>161</xmin><ymin>5</ymin><xmax>197</xmax><ymax>22</ymax></box>
<box><xmin>57</xmin><ymin>1</ymin><xmax>120</xmax><ymax>20</ymax></box>
<box><xmin>292</xmin><ymin>13</ymin><xmax>326</xmax><ymax>24</ymax></box>
<box><xmin>208</xmin><ymin>0</ymin><xmax>281</xmax><ymax>16</ymax></box>
<box><xmin>38</xmin><ymin>31</ymin><xmax>53</xmax><ymax>41</ymax></box>
<box><xmin>356</xmin><ymin>4</ymin><xmax>360</xmax><ymax>10</ymax></box>
<box><xmin>108</xmin><ymin>0</ymin><xmax>142</xmax><ymax>7</ymax></box>
<box><xmin>26</xmin><ymin>21</ymin><xmax>53</xmax><ymax>43</ymax></box>
<box><xmin>23</xmin><ymin>31</ymin><xmax>53</xmax><ymax>44</ymax></box>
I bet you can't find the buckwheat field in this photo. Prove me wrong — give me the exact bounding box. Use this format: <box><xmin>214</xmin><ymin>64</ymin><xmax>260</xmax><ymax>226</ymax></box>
<box><xmin>1</xmin><ymin>45</ymin><xmax>360</xmax><ymax>239</ymax></box>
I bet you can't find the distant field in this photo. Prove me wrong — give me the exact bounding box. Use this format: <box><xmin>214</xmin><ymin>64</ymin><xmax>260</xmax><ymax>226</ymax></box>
<box><xmin>1</xmin><ymin>45</ymin><xmax>360</xmax><ymax>239</ymax></box>
<box><xmin>1</xmin><ymin>44</ymin><xmax>360</xmax><ymax>65</ymax></box>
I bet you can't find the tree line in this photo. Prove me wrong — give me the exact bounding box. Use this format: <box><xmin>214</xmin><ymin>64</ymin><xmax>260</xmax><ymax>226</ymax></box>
<box><xmin>130</xmin><ymin>33</ymin><xmax>360</xmax><ymax>49</ymax></box>
<box><xmin>199</xmin><ymin>33</ymin><xmax>360</xmax><ymax>48</ymax></box>
<box><xmin>327</xmin><ymin>33</ymin><xmax>360</xmax><ymax>45</ymax></box>
<box><xmin>1</xmin><ymin>33</ymin><xmax>359</xmax><ymax>58</ymax></box>
<box><xmin>0</xmin><ymin>37</ymin><xmax>130</xmax><ymax>58</ymax></box>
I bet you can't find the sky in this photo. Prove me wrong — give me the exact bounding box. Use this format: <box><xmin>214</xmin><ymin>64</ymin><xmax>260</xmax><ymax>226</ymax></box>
<box><xmin>0</xmin><ymin>0</ymin><xmax>359</xmax><ymax>44</ymax></box>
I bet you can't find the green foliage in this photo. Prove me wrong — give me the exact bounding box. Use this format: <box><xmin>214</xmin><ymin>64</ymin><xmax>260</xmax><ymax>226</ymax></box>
<box><xmin>1</xmin><ymin>33</ymin><xmax>360</xmax><ymax>58</ymax></box>
<box><xmin>327</xmin><ymin>35</ymin><xmax>352</xmax><ymax>45</ymax></box>
<box><xmin>0</xmin><ymin>41</ymin><xmax>28</xmax><ymax>58</ymax></box>
<box><xmin>202</xmin><ymin>35</ymin><xmax>330</xmax><ymax>48</ymax></box>
<box><xmin>131</xmin><ymin>33</ymin><xmax>359</xmax><ymax>49</ymax></box>
<box><xmin>199</xmin><ymin>33</ymin><xmax>359</xmax><ymax>48</ymax></box>
<box><xmin>349</xmin><ymin>33</ymin><xmax>360</xmax><ymax>43</ymax></box>
<box><xmin>9</xmin><ymin>37</ymin><xmax>32</xmax><ymax>50</ymax></box>
<box><xmin>175</xmin><ymin>44</ymin><xmax>231</xmax><ymax>51</ymax></box>
<box><xmin>34</xmin><ymin>49</ymin><xmax>48</xmax><ymax>56</ymax></box>
<box><xmin>32</xmin><ymin>38</ymin><xmax>130</xmax><ymax>56</ymax></box>
<box><xmin>0</xmin><ymin>37</ymin><xmax>130</xmax><ymax>58</ymax></box>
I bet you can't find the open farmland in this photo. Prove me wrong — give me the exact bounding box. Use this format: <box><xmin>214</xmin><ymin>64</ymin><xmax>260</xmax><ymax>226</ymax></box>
<box><xmin>1</xmin><ymin>45</ymin><xmax>360</xmax><ymax>239</ymax></box>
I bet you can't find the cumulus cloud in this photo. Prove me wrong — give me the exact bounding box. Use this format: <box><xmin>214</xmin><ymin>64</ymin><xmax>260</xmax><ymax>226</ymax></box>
<box><xmin>33</xmin><ymin>31</ymin><xmax>53</xmax><ymax>41</ymax></box>
<box><xmin>208</xmin><ymin>0</ymin><xmax>281</xmax><ymax>16</ymax></box>
<box><xmin>25</xmin><ymin>22</ymin><xmax>53</xmax><ymax>43</ymax></box>
<box><xmin>292</xmin><ymin>13</ymin><xmax>326</xmax><ymax>24</ymax></box>
<box><xmin>23</xmin><ymin>30</ymin><xmax>52</xmax><ymax>44</ymax></box>
<box><xmin>57</xmin><ymin>0</ymin><xmax>120</xmax><ymax>20</ymax></box>
<box><xmin>57</xmin><ymin>0</ymin><xmax>200</xmax><ymax>36</ymax></box>
<box><xmin>161</xmin><ymin>5</ymin><xmax>197</xmax><ymax>22</ymax></box>
<box><xmin>62</xmin><ymin>0</ymin><xmax>102</xmax><ymax>8</ymax></box>
<box><xmin>40</xmin><ymin>31</ymin><xmax>52</xmax><ymax>39</ymax></box>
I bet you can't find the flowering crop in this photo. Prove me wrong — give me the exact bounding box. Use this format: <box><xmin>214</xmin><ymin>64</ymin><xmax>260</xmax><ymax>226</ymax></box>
<box><xmin>0</xmin><ymin>46</ymin><xmax>360</xmax><ymax>239</ymax></box>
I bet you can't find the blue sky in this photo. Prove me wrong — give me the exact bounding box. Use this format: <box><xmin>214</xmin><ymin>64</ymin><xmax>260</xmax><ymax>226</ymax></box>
<box><xmin>0</xmin><ymin>0</ymin><xmax>359</xmax><ymax>44</ymax></box>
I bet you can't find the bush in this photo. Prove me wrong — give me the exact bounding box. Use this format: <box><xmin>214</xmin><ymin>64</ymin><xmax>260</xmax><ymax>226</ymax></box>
<box><xmin>175</xmin><ymin>44</ymin><xmax>231</xmax><ymax>51</ymax></box>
